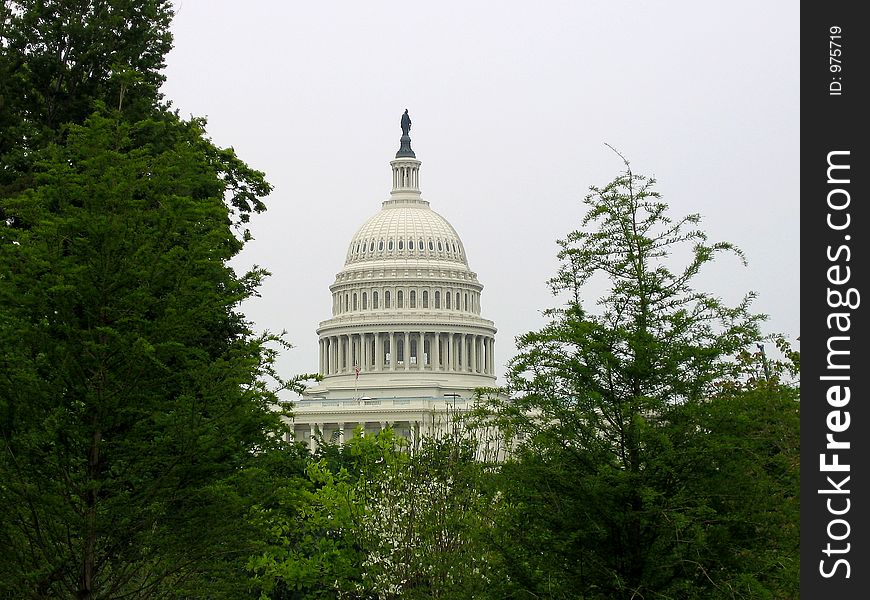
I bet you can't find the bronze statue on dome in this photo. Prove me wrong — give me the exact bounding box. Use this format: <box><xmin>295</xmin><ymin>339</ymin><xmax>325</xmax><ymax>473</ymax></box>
<box><xmin>400</xmin><ymin>109</ymin><xmax>412</xmax><ymax>136</ymax></box>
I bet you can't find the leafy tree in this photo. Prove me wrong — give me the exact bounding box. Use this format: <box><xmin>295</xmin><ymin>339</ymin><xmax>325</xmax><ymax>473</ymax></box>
<box><xmin>485</xmin><ymin>152</ymin><xmax>797</xmax><ymax>598</ymax></box>
<box><xmin>1</xmin><ymin>0</ymin><xmax>174</xmax><ymax>195</ymax></box>
<box><xmin>1</xmin><ymin>3</ymin><xmax>311</xmax><ymax>597</ymax></box>
<box><xmin>0</xmin><ymin>109</ymin><xmax>287</xmax><ymax>598</ymax></box>
<box><xmin>250</xmin><ymin>423</ymin><xmax>503</xmax><ymax>600</ymax></box>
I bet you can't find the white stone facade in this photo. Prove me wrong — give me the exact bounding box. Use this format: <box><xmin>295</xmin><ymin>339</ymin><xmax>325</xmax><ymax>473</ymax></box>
<box><xmin>294</xmin><ymin>125</ymin><xmax>497</xmax><ymax>448</ymax></box>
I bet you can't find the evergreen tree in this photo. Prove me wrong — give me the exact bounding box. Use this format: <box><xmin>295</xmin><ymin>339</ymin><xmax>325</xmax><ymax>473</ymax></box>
<box><xmin>486</xmin><ymin>152</ymin><xmax>798</xmax><ymax>598</ymax></box>
<box><xmin>0</xmin><ymin>2</ymin><xmax>290</xmax><ymax>596</ymax></box>
<box><xmin>1</xmin><ymin>0</ymin><xmax>173</xmax><ymax>195</ymax></box>
<box><xmin>0</xmin><ymin>108</ymin><xmax>286</xmax><ymax>599</ymax></box>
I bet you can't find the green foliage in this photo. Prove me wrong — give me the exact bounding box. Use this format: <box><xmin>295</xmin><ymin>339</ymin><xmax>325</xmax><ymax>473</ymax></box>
<box><xmin>484</xmin><ymin>154</ymin><xmax>799</xmax><ymax>599</ymax></box>
<box><xmin>1</xmin><ymin>0</ymin><xmax>174</xmax><ymax>193</ymax></box>
<box><xmin>249</xmin><ymin>424</ymin><xmax>502</xmax><ymax>600</ymax></box>
<box><xmin>0</xmin><ymin>109</ymin><xmax>287</xmax><ymax>597</ymax></box>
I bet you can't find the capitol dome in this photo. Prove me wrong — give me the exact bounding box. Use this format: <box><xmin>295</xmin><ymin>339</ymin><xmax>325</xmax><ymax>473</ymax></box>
<box><xmin>296</xmin><ymin>112</ymin><xmax>497</xmax><ymax>446</ymax></box>
<box><xmin>343</xmin><ymin>202</ymin><xmax>469</xmax><ymax>270</ymax></box>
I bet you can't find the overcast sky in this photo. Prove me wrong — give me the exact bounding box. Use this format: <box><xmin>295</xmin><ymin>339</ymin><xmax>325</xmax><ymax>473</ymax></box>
<box><xmin>162</xmin><ymin>0</ymin><xmax>799</xmax><ymax>398</ymax></box>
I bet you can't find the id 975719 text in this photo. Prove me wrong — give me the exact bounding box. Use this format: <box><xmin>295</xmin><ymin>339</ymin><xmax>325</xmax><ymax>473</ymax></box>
<box><xmin>829</xmin><ymin>26</ymin><xmax>843</xmax><ymax>96</ymax></box>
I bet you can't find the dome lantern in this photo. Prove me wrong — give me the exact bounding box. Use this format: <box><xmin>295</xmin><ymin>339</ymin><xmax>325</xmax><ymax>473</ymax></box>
<box><xmin>391</xmin><ymin>109</ymin><xmax>422</xmax><ymax>200</ymax></box>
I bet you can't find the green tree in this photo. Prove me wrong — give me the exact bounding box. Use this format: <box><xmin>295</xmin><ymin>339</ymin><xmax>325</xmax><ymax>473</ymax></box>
<box><xmin>250</xmin><ymin>422</ymin><xmax>503</xmax><ymax>600</ymax></box>
<box><xmin>1</xmin><ymin>0</ymin><xmax>174</xmax><ymax>195</ymax></box>
<box><xmin>0</xmin><ymin>110</ymin><xmax>286</xmax><ymax>598</ymax></box>
<box><xmin>486</xmin><ymin>153</ymin><xmax>797</xmax><ymax>598</ymax></box>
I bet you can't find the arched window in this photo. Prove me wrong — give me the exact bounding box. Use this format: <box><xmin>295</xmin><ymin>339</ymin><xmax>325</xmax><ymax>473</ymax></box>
<box><xmin>408</xmin><ymin>238</ymin><xmax>414</xmax><ymax>251</ymax></box>
<box><xmin>385</xmin><ymin>291</ymin><xmax>392</xmax><ymax>308</ymax></box>
<box><xmin>345</xmin><ymin>294</ymin><xmax>349</xmax><ymax>311</ymax></box>
<box><xmin>378</xmin><ymin>240</ymin><xmax>384</xmax><ymax>251</ymax></box>
<box><xmin>410</xmin><ymin>290</ymin><xmax>416</xmax><ymax>308</ymax></box>
<box><xmin>464</xmin><ymin>293</ymin><xmax>468</xmax><ymax>311</ymax></box>
<box><xmin>437</xmin><ymin>240</ymin><xmax>443</xmax><ymax>251</ymax></box>
<box><xmin>410</xmin><ymin>339</ymin><xmax>417</xmax><ymax>365</ymax></box>
<box><xmin>373</xmin><ymin>291</ymin><xmax>379</xmax><ymax>309</ymax></box>
<box><xmin>446</xmin><ymin>292</ymin><xmax>451</xmax><ymax>309</ymax></box>
<box><xmin>435</xmin><ymin>291</ymin><xmax>440</xmax><ymax>308</ymax></box>
<box><xmin>422</xmin><ymin>291</ymin><xmax>429</xmax><ymax>308</ymax></box>
<box><xmin>418</xmin><ymin>239</ymin><xmax>424</xmax><ymax>250</ymax></box>
<box><xmin>455</xmin><ymin>292</ymin><xmax>460</xmax><ymax>310</ymax></box>
<box><xmin>428</xmin><ymin>240</ymin><xmax>434</xmax><ymax>251</ymax></box>
<box><xmin>397</xmin><ymin>338</ymin><xmax>404</xmax><ymax>363</ymax></box>
<box><xmin>362</xmin><ymin>292</ymin><xmax>367</xmax><ymax>309</ymax></box>
<box><xmin>397</xmin><ymin>290</ymin><xmax>404</xmax><ymax>308</ymax></box>
<box><xmin>353</xmin><ymin>293</ymin><xmax>357</xmax><ymax>311</ymax></box>
<box><xmin>388</xmin><ymin>240</ymin><xmax>394</xmax><ymax>250</ymax></box>
<box><xmin>398</xmin><ymin>240</ymin><xmax>404</xmax><ymax>250</ymax></box>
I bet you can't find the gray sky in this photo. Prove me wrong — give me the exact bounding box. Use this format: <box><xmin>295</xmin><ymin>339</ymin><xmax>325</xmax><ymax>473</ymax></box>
<box><xmin>162</xmin><ymin>0</ymin><xmax>799</xmax><ymax>398</ymax></box>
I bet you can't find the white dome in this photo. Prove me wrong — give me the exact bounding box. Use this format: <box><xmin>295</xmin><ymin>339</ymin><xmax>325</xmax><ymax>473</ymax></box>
<box><xmin>344</xmin><ymin>200</ymin><xmax>468</xmax><ymax>268</ymax></box>
<box><xmin>301</xmin><ymin>119</ymin><xmax>497</xmax><ymax>414</ymax></box>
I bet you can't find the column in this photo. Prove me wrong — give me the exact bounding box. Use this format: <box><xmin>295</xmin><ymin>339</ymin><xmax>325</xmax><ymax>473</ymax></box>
<box><xmin>480</xmin><ymin>337</ymin><xmax>486</xmax><ymax>375</ymax></box>
<box><xmin>352</xmin><ymin>334</ymin><xmax>358</xmax><ymax>370</ymax></box>
<box><xmin>389</xmin><ymin>332</ymin><xmax>396</xmax><ymax>371</ymax></box>
<box><xmin>471</xmin><ymin>335</ymin><xmax>478</xmax><ymax>374</ymax></box>
<box><xmin>489</xmin><ymin>337</ymin><xmax>495</xmax><ymax>375</ymax></box>
<box><xmin>457</xmin><ymin>334</ymin><xmax>463</xmax><ymax>371</ymax></box>
<box><xmin>308</xmin><ymin>423</ymin><xmax>316</xmax><ymax>452</ymax></box>
<box><xmin>362</xmin><ymin>333</ymin><xmax>369</xmax><ymax>372</ymax></box>
<box><xmin>328</xmin><ymin>337</ymin><xmax>335</xmax><ymax>374</ymax></box>
<box><xmin>338</xmin><ymin>422</ymin><xmax>345</xmax><ymax>445</ymax></box>
<box><xmin>435</xmin><ymin>332</ymin><xmax>441</xmax><ymax>372</ymax></box>
<box><xmin>418</xmin><ymin>331</ymin><xmax>425</xmax><ymax>369</ymax></box>
<box><xmin>404</xmin><ymin>331</ymin><xmax>410</xmax><ymax>371</ymax></box>
<box><xmin>375</xmin><ymin>332</ymin><xmax>382</xmax><ymax>370</ymax></box>
<box><xmin>448</xmin><ymin>332</ymin><xmax>454</xmax><ymax>372</ymax></box>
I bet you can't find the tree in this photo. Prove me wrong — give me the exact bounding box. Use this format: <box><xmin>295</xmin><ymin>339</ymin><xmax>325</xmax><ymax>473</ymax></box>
<box><xmin>0</xmin><ymin>108</ymin><xmax>287</xmax><ymax>598</ymax></box>
<box><xmin>485</xmin><ymin>152</ymin><xmax>797</xmax><ymax>598</ymax></box>
<box><xmin>1</xmin><ymin>3</ymin><xmax>315</xmax><ymax>596</ymax></box>
<box><xmin>1</xmin><ymin>0</ymin><xmax>174</xmax><ymax>195</ymax></box>
<box><xmin>250</xmin><ymin>422</ymin><xmax>504</xmax><ymax>600</ymax></box>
